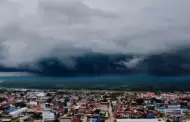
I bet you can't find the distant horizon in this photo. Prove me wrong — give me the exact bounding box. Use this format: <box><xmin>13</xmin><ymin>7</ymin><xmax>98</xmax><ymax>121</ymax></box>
<box><xmin>1</xmin><ymin>73</ymin><xmax>190</xmax><ymax>81</ymax></box>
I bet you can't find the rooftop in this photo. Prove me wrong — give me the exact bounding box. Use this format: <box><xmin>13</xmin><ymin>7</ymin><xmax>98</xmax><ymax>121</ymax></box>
<box><xmin>116</xmin><ymin>119</ymin><xmax>164</xmax><ymax>122</ymax></box>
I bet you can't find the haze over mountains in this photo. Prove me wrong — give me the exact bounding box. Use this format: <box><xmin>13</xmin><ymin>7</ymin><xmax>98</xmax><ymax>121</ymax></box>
<box><xmin>0</xmin><ymin>0</ymin><xmax>190</xmax><ymax>77</ymax></box>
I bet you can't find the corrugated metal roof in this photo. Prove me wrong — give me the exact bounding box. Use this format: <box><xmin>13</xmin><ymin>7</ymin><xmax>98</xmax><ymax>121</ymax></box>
<box><xmin>5</xmin><ymin>107</ymin><xmax>17</xmax><ymax>113</ymax></box>
<box><xmin>116</xmin><ymin>119</ymin><xmax>164</xmax><ymax>122</ymax></box>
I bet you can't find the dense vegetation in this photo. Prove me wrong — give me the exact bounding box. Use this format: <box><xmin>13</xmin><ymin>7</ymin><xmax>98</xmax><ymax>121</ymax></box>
<box><xmin>0</xmin><ymin>79</ymin><xmax>190</xmax><ymax>92</ymax></box>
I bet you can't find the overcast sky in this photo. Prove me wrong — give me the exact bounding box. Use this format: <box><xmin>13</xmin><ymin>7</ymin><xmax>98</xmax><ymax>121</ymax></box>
<box><xmin>0</xmin><ymin>0</ymin><xmax>190</xmax><ymax>68</ymax></box>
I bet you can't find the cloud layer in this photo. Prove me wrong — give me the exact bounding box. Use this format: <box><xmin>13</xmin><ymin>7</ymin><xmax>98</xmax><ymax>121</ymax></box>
<box><xmin>0</xmin><ymin>0</ymin><xmax>190</xmax><ymax>68</ymax></box>
<box><xmin>0</xmin><ymin>72</ymin><xmax>35</xmax><ymax>76</ymax></box>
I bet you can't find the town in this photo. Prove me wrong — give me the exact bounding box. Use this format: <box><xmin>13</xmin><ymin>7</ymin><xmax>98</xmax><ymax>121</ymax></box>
<box><xmin>0</xmin><ymin>89</ymin><xmax>190</xmax><ymax>122</ymax></box>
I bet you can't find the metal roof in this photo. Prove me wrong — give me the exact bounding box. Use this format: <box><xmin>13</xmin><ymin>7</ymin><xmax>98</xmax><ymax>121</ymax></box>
<box><xmin>116</xmin><ymin>119</ymin><xmax>164</xmax><ymax>122</ymax></box>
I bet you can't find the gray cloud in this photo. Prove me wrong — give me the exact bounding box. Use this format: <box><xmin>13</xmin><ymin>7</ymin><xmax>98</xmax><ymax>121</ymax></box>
<box><xmin>119</xmin><ymin>56</ymin><xmax>145</xmax><ymax>69</ymax></box>
<box><xmin>0</xmin><ymin>72</ymin><xmax>36</xmax><ymax>76</ymax></box>
<box><xmin>0</xmin><ymin>0</ymin><xmax>190</xmax><ymax>67</ymax></box>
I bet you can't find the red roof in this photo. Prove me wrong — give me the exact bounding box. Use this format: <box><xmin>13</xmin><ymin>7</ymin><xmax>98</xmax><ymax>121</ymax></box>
<box><xmin>146</xmin><ymin>92</ymin><xmax>155</xmax><ymax>96</ymax></box>
<box><xmin>79</xmin><ymin>106</ymin><xmax>86</xmax><ymax>109</ymax></box>
<box><xmin>7</xmin><ymin>97</ymin><xmax>14</xmax><ymax>101</ymax></box>
<box><xmin>117</xmin><ymin>108</ymin><xmax>124</xmax><ymax>113</ymax></box>
<box><xmin>58</xmin><ymin>108</ymin><xmax>63</xmax><ymax>113</ymax></box>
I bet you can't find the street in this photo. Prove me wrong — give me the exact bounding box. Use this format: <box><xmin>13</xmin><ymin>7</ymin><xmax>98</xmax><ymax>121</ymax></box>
<box><xmin>108</xmin><ymin>101</ymin><xmax>115</xmax><ymax>122</ymax></box>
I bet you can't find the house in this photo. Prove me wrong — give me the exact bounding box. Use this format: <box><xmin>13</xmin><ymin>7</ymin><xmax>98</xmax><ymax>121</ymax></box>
<box><xmin>9</xmin><ymin>107</ymin><xmax>28</xmax><ymax>117</ymax></box>
<box><xmin>116</xmin><ymin>119</ymin><xmax>164</xmax><ymax>122</ymax></box>
<box><xmin>42</xmin><ymin>111</ymin><xmax>55</xmax><ymax>121</ymax></box>
<box><xmin>0</xmin><ymin>119</ymin><xmax>12</xmax><ymax>122</ymax></box>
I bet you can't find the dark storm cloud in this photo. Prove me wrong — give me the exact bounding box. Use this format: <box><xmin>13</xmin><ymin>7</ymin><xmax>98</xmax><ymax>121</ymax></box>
<box><xmin>0</xmin><ymin>0</ymin><xmax>190</xmax><ymax>68</ymax></box>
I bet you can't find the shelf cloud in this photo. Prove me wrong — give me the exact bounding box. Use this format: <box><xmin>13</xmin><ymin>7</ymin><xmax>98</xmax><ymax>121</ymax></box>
<box><xmin>0</xmin><ymin>0</ymin><xmax>190</xmax><ymax>68</ymax></box>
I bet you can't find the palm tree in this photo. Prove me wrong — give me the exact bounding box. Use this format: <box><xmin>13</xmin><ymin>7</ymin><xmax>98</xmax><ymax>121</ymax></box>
<box><xmin>158</xmin><ymin>112</ymin><xmax>164</xmax><ymax>118</ymax></box>
<box><xmin>166</xmin><ymin>118</ymin><xmax>172</xmax><ymax>122</ymax></box>
<box><xmin>54</xmin><ymin>119</ymin><xmax>60</xmax><ymax>122</ymax></box>
<box><xmin>184</xmin><ymin>110</ymin><xmax>190</xmax><ymax>116</ymax></box>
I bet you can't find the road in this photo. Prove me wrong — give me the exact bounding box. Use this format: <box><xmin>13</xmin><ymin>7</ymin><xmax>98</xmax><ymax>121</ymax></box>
<box><xmin>82</xmin><ymin>116</ymin><xmax>87</xmax><ymax>122</ymax></box>
<box><xmin>108</xmin><ymin>101</ymin><xmax>115</xmax><ymax>122</ymax></box>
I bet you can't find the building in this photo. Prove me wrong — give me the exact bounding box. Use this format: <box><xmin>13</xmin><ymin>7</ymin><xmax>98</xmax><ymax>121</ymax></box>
<box><xmin>157</xmin><ymin>104</ymin><xmax>187</xmax><ymax>116</ymax></box>
<box><xmin>9</xmin><ymin>107</ymin><xmax>28</xmax><ymax>117</ymax></box>
<box><xmin>42</xmin><ymin>111</ymin><xmax>55</xmax><ymax>121</ymax></box>
<box><xmin>116</xmin><ymin>119</ymin><xmax>164</xmax><ymax>122</ymax></box>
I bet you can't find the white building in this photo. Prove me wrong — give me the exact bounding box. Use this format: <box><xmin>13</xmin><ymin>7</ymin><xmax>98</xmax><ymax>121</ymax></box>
<box><xmin>116</xmin><ymin>119</ymin><xmax>164</xmax><ymax>122</ymax></box>
<box><xmin>42</xmin><ymin>111</ymin><xmax>55</xmax><ymax>121</ymax></box>
<box><xmin>9</xmin><ymin>107</ymin><xmax>28</xmax><ymax>117</ymax></box>
<box><xmin>29</xmin><ymin>101</ymin><xmax>38</xmax><ymax>106</ymax></box>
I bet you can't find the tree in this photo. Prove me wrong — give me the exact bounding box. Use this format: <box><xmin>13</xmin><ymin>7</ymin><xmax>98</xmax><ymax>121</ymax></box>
<box><xmin>46</xmin><ymin>93</ymin><xmax>52</xmax><ymax>97</ymax></box>
<box><xmin>183</xmin><ymin>110</ymin><xmax>190</xmax><ymax>116</ymax></box>
<box><xmin>0</xmin><ymin>97</ymin><xmax>6</xmax><ymax>102</ymax></box>
<box><xmin>158</xmin><ymin>112</ymin><xmax>164</xmax><ymax>118</ymax></box>
<box><xmin>20</xmin><ymin>93</ymin><xmax>24</xmax><ymax>97</ymax></box>
<box><xmin>94</xmin><ymin>109</ymin><xmax>100</xmax><ymax>114</ymax></box>
<box><xmin>15</xmin><ymin>102</ymin><xmax>26</xmax><ymax>107</ymax></box>
<box><xmin>46</xmin><ymin>98</ymin><xmax>53</xmax><ymax>103</ymax></box>
<box><xmin>151</xmin><ymin>97</ymin><xmax>162</xmax><ymax>103</ymax></box>
<box><xmin>135</xmin><ymin>98</ymin><xmax>144</xmax><ymax>105</ymax></box>
<box><xmin>100</xmin><ymin>120</ymin><xmax>105</xmax><ymax>122</ymax></box>
<box><xmin>32</xmin><ymin>113</ymin><xmax>42</xmax><ymax>119</ymax></box>
<box><xmin>166</xmin><ymin>119</ymin><xmax>171</xmax><ymax>122</ymax></box>
<box><xmin>101</xmin><ymin>99</ymin><xmax>107</xmax><ymax>103</ymax></box>
<box><xmin>54</xmin><ymin>119</ymin><xmax>60</xmax><ymax>122</ymax></box>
